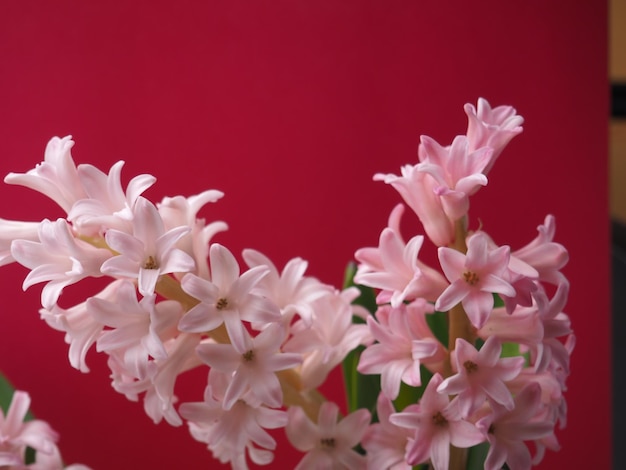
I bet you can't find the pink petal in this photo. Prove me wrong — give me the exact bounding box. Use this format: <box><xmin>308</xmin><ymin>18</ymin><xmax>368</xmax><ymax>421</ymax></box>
<box><xmin>209</xmin><ymin>244</ymin><xmax>240</xmax><ymax>289</ymax></box>
<box><xmin>381</xmin><ymin>361</ymin><xmax>406</xmax><ymax>399</ymax></box>
<box><xmin>462</xmin><ymin>290</ymin><xmax>494</xmax><ymax>328</ymax></box>
<box><xmin>178</xmin><ymin>303</ymin><xmax>222</xmax><ymax>333</ymax></box>
<box><xmin>435</xmin><ymin>280</ymin><xmax>469</xmax><ymax>312</ymax></box>
<box><xmin>317</xmin><ymin>401</ymin><xmax>340</xmax><ymax>437</ymax></box>
<box><xmin>438</xmin><ymin>247</ymin><xmax>466</xmax><ymax>282</ymax></box>
<box><xmin>449</xmin><ymin>419</ymin><xmax>484</xmax><ymax>448</ymax></box>
<box><xmin>286</xmin><ymin>407</ymin><xmax>318</xmax><ymax>451</ymax></box>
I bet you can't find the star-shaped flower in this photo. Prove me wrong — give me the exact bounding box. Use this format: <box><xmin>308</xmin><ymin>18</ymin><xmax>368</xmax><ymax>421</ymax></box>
<box><xmin>101</xmin><ymin>197</ymin><xmax>195</xmax><ymax>296</ymax></box>
<box><xmin>390</xmin><ymin>374</ymin><xmax>484</xmax><ymax>470</ymax></box>
<box><xmin>286</xmin><ymin>401</ymin><xmax>371</xmax><ymax>470</ymax></box>
<box><xmin>178</xmin><ymin>243</ymin><xmax>281</xmax><ymax>351</ymax></box>
<box><xmin>435</xmin><ymin>232</ymin><xmax>515</xmax><ymax>328</ymax></box>
<box><xmin>437</xmin><ymin>336</ymin><xmax>525</xmax><ymax>417</ymax></box>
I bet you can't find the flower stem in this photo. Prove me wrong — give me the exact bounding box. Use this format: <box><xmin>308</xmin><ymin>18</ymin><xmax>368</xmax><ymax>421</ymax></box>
<box><xmin>446</xmin><ymin>217</ymin><xmax>475</xmax><ymax>352</ymax></box>
<box><xmin>277</xmin><ymin>369</ymin><xmax>326</xmax><ymax>421</ymax></box>
<box><xmin>446</xmin><ymin>218</ymin><xmax>474</xmax><ymax>470</ymax></box>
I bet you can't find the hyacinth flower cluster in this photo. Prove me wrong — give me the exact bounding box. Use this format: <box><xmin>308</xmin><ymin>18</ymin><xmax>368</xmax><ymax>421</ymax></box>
<box><xmin>0</xmin><ymin>98</ymin><xmax>573</xmax><ymax>470</ymax></box>
<box><xmin>0</xmin><ymin>135</ymin><xmax>372</xmax><ymax>469</ymax></box>
<box><xmin>352</xmin><ymin>98</ymin><xmax>573</xmax><ymax>469</ymax></box>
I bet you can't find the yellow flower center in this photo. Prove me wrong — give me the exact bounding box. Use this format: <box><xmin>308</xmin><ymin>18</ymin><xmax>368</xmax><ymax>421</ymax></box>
<box><xmin>463</xmin><ymin>271</ymin><xmax>480</xmax><ymax>285</ymax></box>
<box><xmin>143</xmin><ymin>255</ymin><xmax>158</xmax><ymax>270</ymax></box>
<box><xmin>320</xmin><ymin>438</ymin><xmax>335</xmax><ymax>448</ymax></box>
<box><xmin>463</xmin><ymin>360</ymin><xmax>479</xmax><ymax>374</ymax></box>
<box><xmin>432</xmin><ymin>411</ymin><xmax>448</xmax><ymax>427</ymax></box>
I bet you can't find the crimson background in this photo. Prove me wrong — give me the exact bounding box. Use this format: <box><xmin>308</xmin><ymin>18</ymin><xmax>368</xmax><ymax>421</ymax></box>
<box><xmin>0</xmin><ymin>1</ymin><xmax>610</xmax><ymax>469</ymax></box>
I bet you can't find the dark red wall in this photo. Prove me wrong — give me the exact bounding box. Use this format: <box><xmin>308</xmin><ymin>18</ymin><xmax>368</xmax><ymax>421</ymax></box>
<box><xmin>0</xmin><ymin>1</ymin><xmax>609</xmax><ymax>468</ymax></box>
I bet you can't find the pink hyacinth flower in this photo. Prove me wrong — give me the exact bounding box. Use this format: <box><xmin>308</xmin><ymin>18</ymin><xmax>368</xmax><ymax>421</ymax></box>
<box><xmin>361</xmin><ymin>393</ymin><xmax>412</xmax><ymax>470</ymax></box>
<box><xmin>354</xmin><ymin>227</ymin><xmax>448</xmax><ymax>307</ymax></box>
<box><xmin>89</xmin><ymin>280</ymin><xmax>183</xmax><ymax>380</ymax></box>
<box><xmin>0</xmin><ymin>391</ymin><xmax>59</xmax><ymax>467</ymax></box>
<box><xmin>417</xmin><ymin>135</ymin><xmax>492</xmax><ymax>221</ymax></box>
<box><xmin>101</xmin><ymin>196</ymin><xmax>195</xmax><ymax>296</ymax></box>
<box><xmin>4</xmin><ymin>136</ymin><xmax>86</xmax><ymax>214</ymax></box>
<box><xmin>158</xmin><ymin>190</ymin><xmax>228</xmax><ymax>280</ymax></box>
<box><xmin>242</xmin><ymin>248</ymin><xmax>332</xmax><ymax>326</ymax></box>
<box><xmin>178</xmin><ymin>243</ymin><xmax>280</xmax><ymax>352</ymax></box>
<box><xmin>464</xmin><ymin>98</ymin><xmax>524</xmax><ymax>174</ymax></box>
<box><xmin>0</xmin><ymin>218</ymin><xmax>40</xmax><ymax>267</ymax></box>
<box><xmin>282</xmin><ymin>287</ymin><xmax>371</xmax><ymax>390</ymax></box>
<box><xmin>196</xmin><ymin>323</ymin><xmax>301</xmax><ymax>410</ymax></box>
<box><xmin>437</xmin><ymin>336</ymin><xmax>525</xmax><ymax>417</ymax></box>
<box><xmin>68</xmin><ymin>160</ymin><xmax>156</xmax><ymax>236</ymax></box>
<box><xmin>11</xmin><ymin>218</ymin><xmax>112</xmax><ymax>309</ymax></box>
<box><xmin>286</xmin><ymin>401</ymin><xmax>371</xmax><ymax>470</ymax></box>
<box><xmin>375</xmin><ymin>166</ymin><xmax>454</xmax><ymax>247</ymax></box>
<box><xmin>476</xmin><ymin>383</ymin><xmax>554</xmax><ymax>470</ymax></box>
<box><xmin>512</xmin><ymin>214</ymin><xmax>569</xmax><ymax>286</ymax></box>
<box><xmin>436</xmin><ymin>232</ymin><xmax>515</xmax><ymax>329</ymax></box>
<box><xmin>180</xmin><ymin>373</ymin><xmax>288</xmax><ymax>469</ymax></box>
<box><xmin>358</xmin><ymin>302</ymin><xmax>440</xmax><ymax>400</ymax></box>
<box><xmin>390</xmin><ymin>373</ymin><xmax>484</xmax><ymax>470</ymax></box>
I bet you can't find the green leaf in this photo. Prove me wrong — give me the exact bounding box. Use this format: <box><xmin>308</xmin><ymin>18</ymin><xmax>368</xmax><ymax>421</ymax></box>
<box><xmin>0</xmin><ymin>372</ymin><xmax>34</xmax><ymax>421</ymax></box>
<box><xmin>0</xmin><ymin>372</ymin><xmax>15</xmax><ymax>414</ymax></box>
<box><xmin>425</xmin><ymin>309</ymin><xmax>449</xmax><ymax>347</ymax></box>
<box><xmin>343</xmin><ymin>262</ymin><xmax>378</xmax><ymax>316</ymax></box>
<box><xmin>493</xmin><ymin>293</ymin><xmax>505</xmax><ymax>308</ymax></box>
<box><xmin>341</xmin><ymin>345</ymin><xmax>381</xmax><ymax>415</ymax></box>
<box><xmin>500</xmin><ymin>342</ymin><xmax>521</xmax><ymax>357</ymax></box>
<box><xmin>341</xmin><ymin>263</ymin><xmax>381</xmax><ymax>415</ymax></box>
<box><xmin>467</xmin><ymin>441</ymin><xmax>490</xmax><ymax>469</ymax></box>
<box><xmin>393</xmin><ymin>365</ymin><xmax>433</xmax><ymax>412</ymax></box>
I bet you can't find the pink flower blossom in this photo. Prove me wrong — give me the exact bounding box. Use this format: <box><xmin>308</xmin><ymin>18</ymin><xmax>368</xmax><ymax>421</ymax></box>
<box><xmin>286</xmin><ymin>401</ymin><xmax>370</xmax><ymax>470</ymax></box>
<box><xmin>178</xmin><ymin>243</ymin><xmax>280</xmax><ymax>352</ymax></box>
<box><xmin>436</xmin><ymin>232</ymin><xmax>515</xmax><ymax>328</ymax></box>
<box><xmin>4</xmin><ymin>136</ymin><xmax>86</xmax><ymax>213</ymax></box>
<box><xmin>475</xmin><ymin>383</ymin><xmax>554</xmax><ymax>470</ymax></box>
<box><xmin>0</xmin><ymin>390</ymin><xmax>90</xmax><ymax>469</ymax></box>
<box><xmin>361</xmin><ymin>393</ymin><xmax>412</xmax><ymax>470</ymax></box>
<box><xmin>512</xmin><ymin>215</ymin><xmax>568</xmax><ymax>285</ymax></box>
<box><xmin>196</xmin><ymin>323</ymin><xmax>301</xmax><ymax>409</ymax></box>
<box><xmin>437</xmin><ymin>337</ymin><xmax>525</xmax><ymax>416</ymax></box>
<box><xmin>417</xmin><ymin>135</ymin><xmax>491</xmax><ymax>220</ymax></box>
<box><xmin>476</xmin><ymin>305</ymin><xmax>543</xmax><ymax>347</ymax></box>
<box><xmin>354</xmin><ymin>227</ymin><xmax>448</xmax><ymax>307</ymax></box>
<box><xmin>111</xmin><ymin>332</ymin><xmax>202</xmax><ymax>426</ymax></box>
<box><xmin>39</xmin><ymin>281</ymin><xmax>119</xmax><ymax>373</ymax></box>
<box><xmin>358</xmin><ymin>301</ymin><xmax>441</xmax><ymax>400</ymax></box>
<box><xmin>11</xmin><ymin>218</ymin><xmax>112</xmax><ymax>308</ymax></box>
<box><xmin>375</xmin><ymin>165</ymin><xmax>454</xmax><ymax>247</ymax></box>
<box><xmin>157</xmin><ymin>190</ymin><xmax>228</xmax><ymax>280</ymax></box>
<box><xmin>283</xmin><ymin>288</ymin><xmax>371</xmax><ymax>390</ymax></box>
<box><xmin>390</xmin><ymin>374</ymin><xmax>484</xmax><ymax>470</ymax></box>
<box><xmin>464</xmin><ymin>98</ymin><xmax>524</xmax><ymax>174</ymax></box>
<box><xmin>68</xmin><ymin>160</ymin><xmax>156</xmax><ymax>236</ymax></box>
<box><xmin>242</xmin><ymin>249</ymin><xmax>331</xmax><ymax>325</ymax></box>
<box><xmin>88</xmin><ymin>280</ymin><xmax>183</xmax><ymax>379</ymax></box>
<box><xmin>531</xmin><ymin>281</ymin><xmax>573</xmax><ymax>374</ymax></box>
<box><xmin>0</xmin><ymin>219</ymin><xmax>40</xmax><ymax>267</ymax></box>
<box><xmin>0</xmin><ymin>391</ymin><xmax>59</xmax><ymax>468</ymax></box>
<box><xmin>180</xmin><ymin>375</ymin><xmax>288</xmax><ymax>470</ymax></box>
<box><xmin>101</xmin><ymin>197</ymin><xmax>195</xmax><ymax>296</ymax></box>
